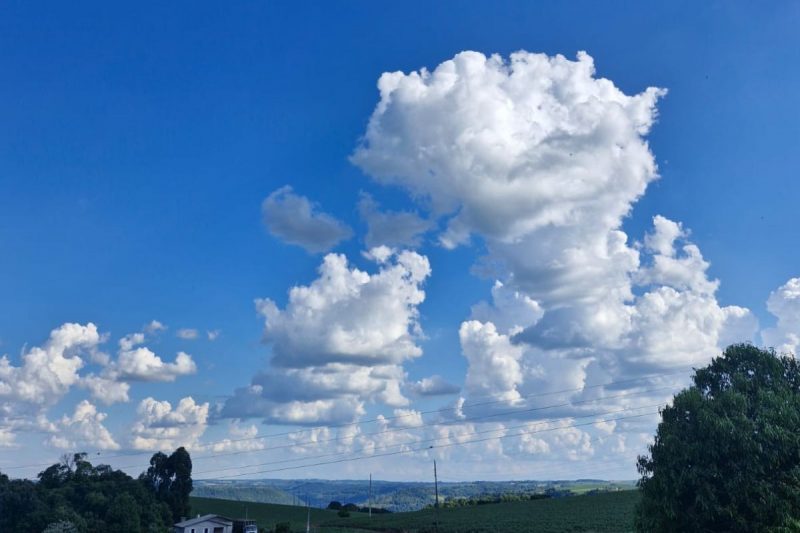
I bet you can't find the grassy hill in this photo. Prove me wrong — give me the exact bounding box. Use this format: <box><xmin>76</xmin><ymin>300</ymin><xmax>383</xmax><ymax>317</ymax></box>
<box><xmin>192</xmin><ymin>490</ymin><xmax>640</xmax><ymax>532</ymax></box>
<box><xmin>193</xmin><ymin>482</ymin><xmax>298</xmax><ymax>506</ymax></box>
<box><xmin>191</xmin><ymin>496</ymin><xmax>341</xmax><ymax>531</ymax></box>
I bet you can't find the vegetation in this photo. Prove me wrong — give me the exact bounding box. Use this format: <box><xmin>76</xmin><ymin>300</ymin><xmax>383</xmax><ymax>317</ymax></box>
<box><xmin>193</xmin><ymin>491</ymin><xmax>639</xmax><ymax>532</ymax></box>
<box><xmin>430</xmin><ymin>491</ymin><xmax>553</xmax><ymax>508</ymax></box>
<box><xmin>192</xmin><ymin>481</ymin><xmax>297</xmax><ymax>506</ymax></box>
<box><xmin>191</xmin><ymin>496</ymin><xmax>339</xmax><ymax>532</ymax></box>
<box><xmin>324</xmin><ymin>490</ymin><xmax>639</xmax><ymax>532</ymax></box>
<box><xmin>139</xmin><ymin>446</ymin><xmax>194</xmax><ymax>523</ymax></box>
<box><xmin>636</xmin><ymin>344</ymin><xmax>800</xmax><ymax>532</ymax></box>
<box><xmin>0</xmin><ymin>448</ymin><xmax>194</xmax><ymax>533</ymax></box>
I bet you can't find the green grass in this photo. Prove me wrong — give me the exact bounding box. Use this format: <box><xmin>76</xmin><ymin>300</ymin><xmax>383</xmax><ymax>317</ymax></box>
<box><xmin>191</xmin><ymin>496</ymin><xmax>341</xmax><ymax>532</ymax></box>
<box><xmin>321</xmin><ymin>490</ymin><xmax>640</xmax><ymax>533</ymax></box>
<box><xmin>194</xmin><ymin>490</ymin><xmax>640</xmax><ymax>532</ymax></box>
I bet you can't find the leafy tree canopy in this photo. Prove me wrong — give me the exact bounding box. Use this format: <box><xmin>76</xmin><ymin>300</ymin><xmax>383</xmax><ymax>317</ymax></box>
<box><xmin>0</xmin><ymin>449</ymin><xmax>189</xmax><ymax>533</ymax></box>
<box><xmin>139</xmin><ymin>446</ymin><xmax>193</xmax><ymax>522</ymax></box>
<box><xmin>636</xmin><ymin>344</ymin><xmax>800</xmax><ymax>532</ymax></box>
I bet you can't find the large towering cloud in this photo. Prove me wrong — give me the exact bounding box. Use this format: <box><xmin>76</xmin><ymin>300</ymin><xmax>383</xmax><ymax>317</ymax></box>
<box><xmin>352</xmin><ymin>51</ymin><xmax>664</xmax><ymax>249</ymax></box>
<box><xmin>222</xmin><ymin>247</ymin><xmax>431</xmax><ymax>424</ymax></box>
<box><xmin>352</xmin><ymin>51</ymin><xmax>758</xmax><ymax>434</ymax></box>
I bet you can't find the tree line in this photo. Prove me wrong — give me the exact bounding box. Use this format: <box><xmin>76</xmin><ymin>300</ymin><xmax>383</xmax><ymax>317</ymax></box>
<box><xmin>0</xmin><ymin>446</ymin><xmax>193</xmax><ymax>532</ymax></box>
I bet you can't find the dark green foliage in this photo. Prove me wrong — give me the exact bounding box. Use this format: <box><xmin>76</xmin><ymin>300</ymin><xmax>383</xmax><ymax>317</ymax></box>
<box><xmin>274</xmin><ymin>522</ymin><xmax>291</xmax><ymax>533</ymax></box>
<box><xmin>322</xmin><ymin>490</ymin><xmax>639</xmax><ymax>532</ymax></box>
<box><xmin>636</xmin><ymin>344</ymin><xmax>800</xmax><ymax>532</ymax></box>
<box><xmin>0</xmin><ymin>453</ymin><xmax>174</xmax><ymax>532</ymax></box>
<box><xmin>432</xmin><ymin>491</ymin><xmax>552</xmax><ymax>508</ymax></box>
<box><xmin>193</xmin><ymin>492</ymin><xmax>637</xmax><ymax>532</ymax></box>
<box><xmin>140</xmin><ymin>446</ymin><xmax>193</xmax><ymax>522</ymax></box>
<box><xmin>337</xmin><ymin>508</ymin><xmax>350</xmax><ymax>517</ymax></box>
<box><xmin>326</xmin><ymin>500</ymin><xmax>342</xmax><ymax>510</ymax></box>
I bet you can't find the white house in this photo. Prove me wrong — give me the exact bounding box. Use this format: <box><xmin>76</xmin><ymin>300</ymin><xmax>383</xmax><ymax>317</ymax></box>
<box><xmin>173</xmin><ymin>514</ymin><xmax>234</xmax><ymax>533</ymax></box>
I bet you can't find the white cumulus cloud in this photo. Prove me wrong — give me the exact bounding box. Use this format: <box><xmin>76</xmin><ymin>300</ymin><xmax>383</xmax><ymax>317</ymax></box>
<box><xmin>222</xmin><ymin>248</ymin><xmax>430</xmax><ymax>424</ymax></box>
<box><xmin>47</xmin><ymin>400</ymin><xmax>119</xmax><ymax>451</ymax></box>
<box><xmin>353</xmin><ymin>51</ymin><xmax>758</xmax><ymax>448</ymax></box>
<box><xmin>0</xmin><ymin>323</ymin><xmax>100</xmax><ymax>407</ymax></box>
<box><xmin>762</xmin><ymin>278</ymin><xmax>800</xmax><ymax>355</ymax></box>
<box><xmin>130</xmin><ymin>396</ymin><xmax>209</xmax><ymax>451</ymax></box>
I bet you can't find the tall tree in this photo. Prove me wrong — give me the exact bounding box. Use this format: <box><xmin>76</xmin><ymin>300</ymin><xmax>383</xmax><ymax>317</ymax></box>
<box><xmin>636</xmin><ymin>344</ymin><xmax>800</xmax><ymax>532</ymax></box>
<box><xmin>166</xmin><ymin>447</ymin><xmax>193</xmax><ymax>522</ymax></box>
<box><xmin>141</xmin><ymin>447</ymin><xmax>193</xmax><ymax>522</ymax></box>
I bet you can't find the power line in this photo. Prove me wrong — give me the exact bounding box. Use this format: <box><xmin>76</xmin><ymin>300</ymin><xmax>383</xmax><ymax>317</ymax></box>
<box><xmin>184</xmin><ymin>387</ymin><xmax>667</xmax><ymax>474</ymax></box>
<box><xmin>192</xmin><ymin>402</ymin><xmax>661</xmax><ymax>477</ymax></box>
<box><xmin>210</xmin><ymin>407</ymin><xmax>661</xmax><ymax>479</ymax></box>
<box><xmin>1</xmin><ymin>365</ymin><xmax>687</xmax><ymax>473</ymax></box>
<box><xmin>169</xmin><ymin>385</ymin><xmax>671</xmax><ymax>470</ymax></box>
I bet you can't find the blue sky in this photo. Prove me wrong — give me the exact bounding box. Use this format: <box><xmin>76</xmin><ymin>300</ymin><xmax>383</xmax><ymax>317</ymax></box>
<box><xmin>1</xmin><ymin>1</ymin><xmax>798</xmax><ymax>481</ymax></box>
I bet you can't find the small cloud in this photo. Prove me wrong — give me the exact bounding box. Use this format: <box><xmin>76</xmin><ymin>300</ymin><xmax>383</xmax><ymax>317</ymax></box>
<box><xmin>358</xmin><ymin>192</ymin><xmax>432</xmax><ymax>249</ymax></box>
<box><xmin>144</xmin><ymin>320</ymin><xmax>167</xmax><ymax>333</ymax></box>
<box><xmin>262</xmin><ymin>186</ymin><xmax>353</xmax><ymax>253</ymax></box>
<box><xmin>409</xmin><ymin>375</ymin><xmax>461</xmax><ymax>397</ymax></box>
<box><xmin>207</xmin><ymin>330</ymin><xmax>221</xmax><ymax>341</ymax></box>
<box><xmin>177</xmin><ymin>328</ymin><xmax>199</xmax><ymax>340</ymax></box>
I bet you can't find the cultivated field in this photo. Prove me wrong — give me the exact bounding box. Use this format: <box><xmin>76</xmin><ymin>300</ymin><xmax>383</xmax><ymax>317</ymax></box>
<box><xmin>193</xmin><ymin>490</ymin><xmax>639</xmax><ymax>532</ymax></box>
<box><xmin>191</xmin><ymin>496</ymin><xmax>340</xmax><ymax>531</ymax></box>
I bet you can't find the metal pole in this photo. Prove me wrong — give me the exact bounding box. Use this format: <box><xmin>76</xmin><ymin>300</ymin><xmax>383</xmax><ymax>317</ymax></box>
<box><xmin>434</xmin><ymin>460</ymin><xmax>440</xmax><ymax>533</ymax></box>
<box><xmin>369</xmin><ymin>473</ymin><xmax>372</xmax><ymax>518</ymax></box>
<box><xmin>434</xmin><ymin>460</ymin><xmax>439</xmax><ymax>508</ymax></box>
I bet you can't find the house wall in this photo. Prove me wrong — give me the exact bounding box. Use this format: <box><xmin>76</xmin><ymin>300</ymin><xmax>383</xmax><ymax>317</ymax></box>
<box><xmin>175</xmin><ymin>520</ymin><xmax>233</xmax><ymax>533</ymax></box>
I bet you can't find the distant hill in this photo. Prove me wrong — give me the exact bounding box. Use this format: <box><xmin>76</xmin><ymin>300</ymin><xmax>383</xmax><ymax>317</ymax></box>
<box><xmin>192</xmin><ymin>481</ymin><xmax>297</xmax><ymax>506</ymax></box>
<box><xmin>193</xmin><ymin>478</ymin><xmax>636</xmax><ymax>512</ymax></box>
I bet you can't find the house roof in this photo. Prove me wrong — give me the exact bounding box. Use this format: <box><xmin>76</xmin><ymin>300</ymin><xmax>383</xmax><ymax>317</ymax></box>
<box><xmin>174</xmin><ymin>514</ymin><xmax>234</xmax><ymax>527</ymax></box>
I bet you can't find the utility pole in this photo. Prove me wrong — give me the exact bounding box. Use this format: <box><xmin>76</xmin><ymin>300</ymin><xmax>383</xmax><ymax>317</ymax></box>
<box><xmin>369</xmin><ymin>473</ymin><xmax>373</xmax><ymax>519</ymax></box>
<box><xmin>434</xmin><ymin>460</ymin><xmax>439</xmax><ymax>508</ymax></box>
<box><xmin>433</xmin><ymin>460</ymin><xmax>440</xmax><ymax>533</ymax></box>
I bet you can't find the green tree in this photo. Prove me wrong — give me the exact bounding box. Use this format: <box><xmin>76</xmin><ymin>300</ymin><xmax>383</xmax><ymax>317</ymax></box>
<box><xmin>140</xmin><ymin>447</ymin><xmax>193</xmax><ymax>522</ymax></box>
<box><xmin>636</xmin><ymin>344</ymin><xmax>800</xmax><ymax>532</ymax></box>
<box><xmin>42</xmin><ymin>521</ymin><xmax>79</xmax><ymax>533</ymax></box>
<box><xmin>105</xmin><ymin>493</ymin><xmax>143</xmax><ymax>532</ymax></box>
<box><xmin>166</xmin><ymin>447</ymin><xmax>193</xmax><ymax>522</ymax></box>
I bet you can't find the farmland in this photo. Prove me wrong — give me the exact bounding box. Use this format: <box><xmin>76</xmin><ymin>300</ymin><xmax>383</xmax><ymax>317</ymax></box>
<box><xmin>192</xmin><ymin>490</ymin><xmax>640</xmax><ymax>532</ymax></box>
<box><xmin>191</xmin><ymin>497</ymin><xmax>340</xmax><ymax>532</ymax></box>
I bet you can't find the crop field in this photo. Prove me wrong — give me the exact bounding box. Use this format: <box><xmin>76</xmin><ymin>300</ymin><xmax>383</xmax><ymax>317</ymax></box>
<box><xmin>194</xmin><ymin>490</ymin><xmax>639</xmax><ymax>532</ymax></box>
<box><xmin>321</xmin><ymin>490</ymin><xmax>639</xmax><ymax>532</ymax></box>
<box><xmin>191</xmin><ymin>496</ymin><xmax>340</xmax><ymax>532</ymax></box>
